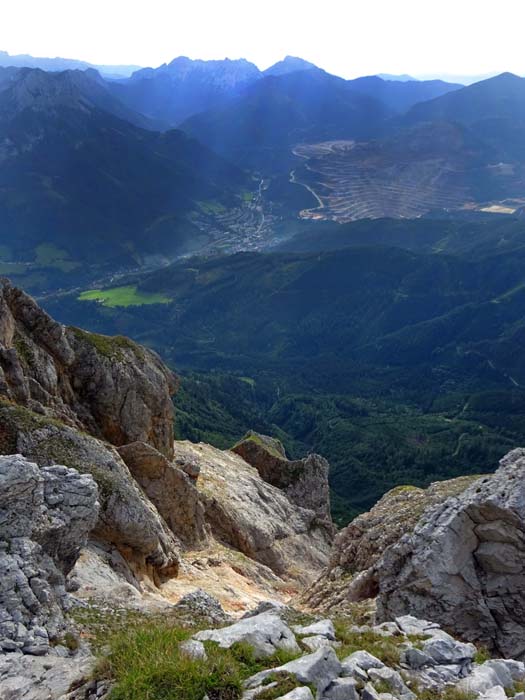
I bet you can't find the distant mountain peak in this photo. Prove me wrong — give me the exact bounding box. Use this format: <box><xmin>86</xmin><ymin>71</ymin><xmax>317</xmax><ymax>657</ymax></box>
<box><xmin>0</xmin><ymin>66</ymin><xmax>157</xmax><ymax>131</ymax></box>
<box><xmin>264</xmin><ymin>56</ymin><xmax>319</xmax><ymax>77</ymax></box>
<box><xmin>489</xmin><ymin>71</ymin><xmax>523</xmax><ymax>83</ymax></box>
<box><xmin>131</xmin><ymin>55</ymin><xmax>261</xmax><ymax>89</ymax></box>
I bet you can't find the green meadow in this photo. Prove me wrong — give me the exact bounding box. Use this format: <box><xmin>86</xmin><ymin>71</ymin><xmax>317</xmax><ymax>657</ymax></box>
<box><xmin>78</xmin><ymin>285</ymin><xmax>171</xmax><ymax>308</ymax></box>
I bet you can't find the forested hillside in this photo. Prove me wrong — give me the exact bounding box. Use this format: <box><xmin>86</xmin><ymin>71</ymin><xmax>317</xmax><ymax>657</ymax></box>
<box><xmin>44</xmin><ymin>218</ymin><xmax>525</xmax><ymax>522</ymax></box>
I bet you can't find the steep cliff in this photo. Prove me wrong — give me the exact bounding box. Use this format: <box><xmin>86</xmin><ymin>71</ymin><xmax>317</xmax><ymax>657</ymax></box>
<box><xmin>375</xmin><ymin>449</ymin><xmax>525</xmax><ymax>659</ymax></box>
<box><xmin>174</xmin><ymin>440</ymin><xmax>333</xmax><ymax>582</ymax></box>
<box><xmin>304</xmin><ymin>449</ymin><xmax>525</xmax><ymax>660</ymax></box>
<box><xmin>232</xmin><ymin>431</ymin><xmax>333</xmax><ymax>525</ymax></box>
<box><xmin>0</xmin><ymin>280</ymin><xmax>334</xmax><ymax>624</ymax></box>
<box><xmin>0</xmin><ymin>278</ymin><xmax>176</xmax><ymax>457</ymax></box>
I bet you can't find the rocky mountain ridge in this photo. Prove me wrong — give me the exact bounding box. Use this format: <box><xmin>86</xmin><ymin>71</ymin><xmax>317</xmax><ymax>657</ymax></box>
<box><xmin>0</xmin><ymin>281</ymin><xmax>334</xmax><ymax>675</ymax></box>
<box><xmin>302</xmin><ymin>450</ymin><xmax>525</xmax><ymax>661</ymax></box>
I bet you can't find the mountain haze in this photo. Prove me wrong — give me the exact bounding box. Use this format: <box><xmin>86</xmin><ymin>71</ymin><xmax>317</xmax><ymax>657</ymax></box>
<box><xmin>113</xmin><ymin>56</ymin><xmax>262</xmax><ymax>126</ymax></box>
<box><xmin>0</xmin><ymin>49</ymin><xmax>140</xmax><ymax>77</ymax></box>
<box><xmin>181</xmin><ymin>69</ymin><xmax>391</xmax><ymax>172</ymax></box>
<box><xmin>0</xmin><ymin>67</ymin><xmax>249</xmax><ymax>275</ymax></box>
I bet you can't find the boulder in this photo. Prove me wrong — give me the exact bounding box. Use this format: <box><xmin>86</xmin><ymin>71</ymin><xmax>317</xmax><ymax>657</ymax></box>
<box><xmin>301</xmin><ymin>635</ymin><xmax>338</xmax><ymax>652</ymax></box>
<box><xmin>402</xmin><ymin>648</ymin><xmax>434</xmax><ymax>670</ymax></box>
<box><xmin>179</xmin><ymin>639</ymin><xmax>207</xmax><ymax>661</ymax></box>
<box><xmin>174</xmin><ymin>589</ymin><xmax>230</xmax><ymax>625</ymax></box>
<box><xmin>321</xmin><ymin>677</ymin><xmax>358</xmax><ymax>700</ymax></box>
<box><xmin>395</xmin><ymin>616</ymin><xmax>440</xmax><ymax>637</ymax></box>
<box><xmin>342</xmin><ymin>650</ymin><xmax>385</xmax><ymax>672</ymax></box>
<box><xmin>246</xmin><ymin>647</ymin><xmax>342</xmax><ymax>695</ymax></box>
<box><xmin>293</xmin><ymin>620</ymin><xmax>336</xmax><ymax>640</ymax></box>
<box><xmin>368</xmin><ymin>667</ymin><xmax>415</xmax><ymax>699</ymax></box>
<box><xmin>376</xmin><ymin>449</ymin><xmax>525</xmax><ymax>658</ymax></box>
<box><xmin>195</xmin><ymin>611</ymin><xmax>300</xmax><ymax>658</ymax></box>
<box><xmin>478</xmin><ymin>688</ymin><xmax>508</xmax><ymax>700</ymax></box>
<box><xmin>361</xmin><ymin>684</ymin><xmax>382</xmax><ymax>700</ymax></box>
<box><xmin>242</xmin><ymin>600</ymin><xmax>288</xmax><ymax>618</ymax></box>
<box><xmin>421</xmin><ymin>635</ymin><xmax>475</xmax><ymax>666</ymax></box>
<box><xmin>277</xmin><ymin>689</ymin><xmax>315</xmax><ymax>700</ymax></box>
<box><xmin>458</xmin><ymin>659</ymin><xmax>525</xmax><ymax>695</ymax></box>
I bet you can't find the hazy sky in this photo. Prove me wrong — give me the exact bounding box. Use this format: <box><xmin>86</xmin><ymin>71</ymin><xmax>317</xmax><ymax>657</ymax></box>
<box><xmin>2</xmin><ymin>0</ymin><xmax>524</xmax><ymax>78</ymax></box>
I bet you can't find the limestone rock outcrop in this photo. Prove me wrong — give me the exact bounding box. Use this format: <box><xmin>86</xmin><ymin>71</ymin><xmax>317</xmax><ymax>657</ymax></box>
<box><xmin>301</xmin><ymin>476</ymin><xmax>477</xmax><ymax>611</ymax></box>
<box><xmin>232</xmin><ymin>431</ymin><xmax>333</xmax><ymax>524</ymax></box>
<box><xmin>0</xmin><ymin>278</ymin><xmax>176</xmax><ymax>457</ymax></box>
<box><xmin>2</xmin><ymin>406</ymin><xmax>181</xmax><ymax>580</ymax></box>
<box><xmin>194</xmin><ymin>610</ymin><xmax>300</xmax><ymax>658</ymax></box>
<box><xmin>0</xmin><ymin>282</ymin><xmax>336</xmax><ymax>642</ymax></box>
<box><xmin>305</xmin><ymin>447</ymin><xmax>525</xmax><ymax>660</ymax></box>
<box><xmin>375</xmin><ymin>448</ymin><xmax>525</xmax><ymax>659</ymax></box>
<box><xmin>117</xmin><ymin>441</ymin><xmax>208</xmax><ymax>547</ymax></box>
<box><xmin>173</xmin><ymin>440</ymin><xmax>334</xmax><ymax>583</ymax></box>
<box><xmin>0</xmin><ymin>454</ymin><xmax>98</xmax><ymax>654</ymax></box>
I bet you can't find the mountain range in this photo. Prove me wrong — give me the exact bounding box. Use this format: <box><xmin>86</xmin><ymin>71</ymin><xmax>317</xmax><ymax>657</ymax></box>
<box><xmin>1</xmin><ymin>55</ymin><xmax>525</xmax><ymax>292</ymax></box>
<box><xmin>4</xmin><ymin>45</ymin><xmax>525</xmax><ymax>700</ymax></box>
<box><xmin>0</xmin><ymin>67</ymin><xmax>249</xmax><ymax>280</ymax></box>
<box><xmin>0</xmin><ymin>49</ymin><xmax>140</xmax><ymax>78</ymax></box>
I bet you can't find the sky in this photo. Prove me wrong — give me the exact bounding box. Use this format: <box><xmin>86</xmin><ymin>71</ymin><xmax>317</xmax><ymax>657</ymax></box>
<box><xmin>1</xmin><ymin>0</ymin><xmax>525</xmax><ymax>79</ymax></box>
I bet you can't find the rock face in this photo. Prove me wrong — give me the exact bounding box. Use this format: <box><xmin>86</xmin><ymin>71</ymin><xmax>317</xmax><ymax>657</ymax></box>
<box><xmin>3</xmin><ymin>408</ymin><xmax>181</xmax><ymax>581</ymax></box>
<box><xmin>301</xmin><ymin>476</ymin><xmax>478</xmax><ymax>611</ymax></box>
<box><xmin>174</xmin><ymin>440</ymin><xmax>334</xmax><ymax>582</ymax></box>
<box><xmin>0</xmin><ymin>278</ymin><xmax>176</xmax><ymax>457</ymax></box>
<box><xmin>0</xmin><ymin>454</ymin><xmax>98</xmax><ymax>653</ymax></box>
<box><xmin>304</xmin><ymin>449</ymin><xmax>525</xmax><ymax>658</ymax></box>
<box><xmin>232</xmin><ymin>431</ymin><xmax>333</xmax><ymax>524</ymax></box>
<box><xmin>117</xmin><ymin>441</ymin><xmax>208</xmax><ymax>547</ymax></box>
<box><xmin>375</xmin><ymin>449</ymin><xmax>525</xmax><ymax>659</ymax></box>
<box><xmin>0</xmin><ymin>282</ymin><xmax>336</xmax><ymax>645</ymax></box>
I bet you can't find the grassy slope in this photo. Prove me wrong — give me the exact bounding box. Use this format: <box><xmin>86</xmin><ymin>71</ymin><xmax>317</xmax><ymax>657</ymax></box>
<box><xmin>78</xmin><ymin>285</ymin><xmax>171</xmax><ymax>307</ymax></box>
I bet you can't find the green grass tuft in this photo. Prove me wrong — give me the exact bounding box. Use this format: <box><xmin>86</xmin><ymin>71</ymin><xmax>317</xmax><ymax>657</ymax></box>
<box><xmin>96</xmin><ymin>621</ymin><xmax>302</xmax><ymax>700</ymax></box>
<box><xmin>473</xmin><ymin>645</ymin><xmax>491</xmax><ymax>664</ymax></box>
<box><xmin>99</xmin><ymin>626</ymin><xmax>242</xmax><ymax>700</ymax></box>
<box><xmin>333</xmin><ymin>619</ymin><xmax>415</xmax><ymax>667</ymax></box>
<box><xmin>417</xmin><ymin>687</ymin><xmax>476</xmax><ymax>700</ymax></box>
<box><xmin>70</xmin><ymin>327</ymin><xmax>145</xmax><ymax>361</ymax></box>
